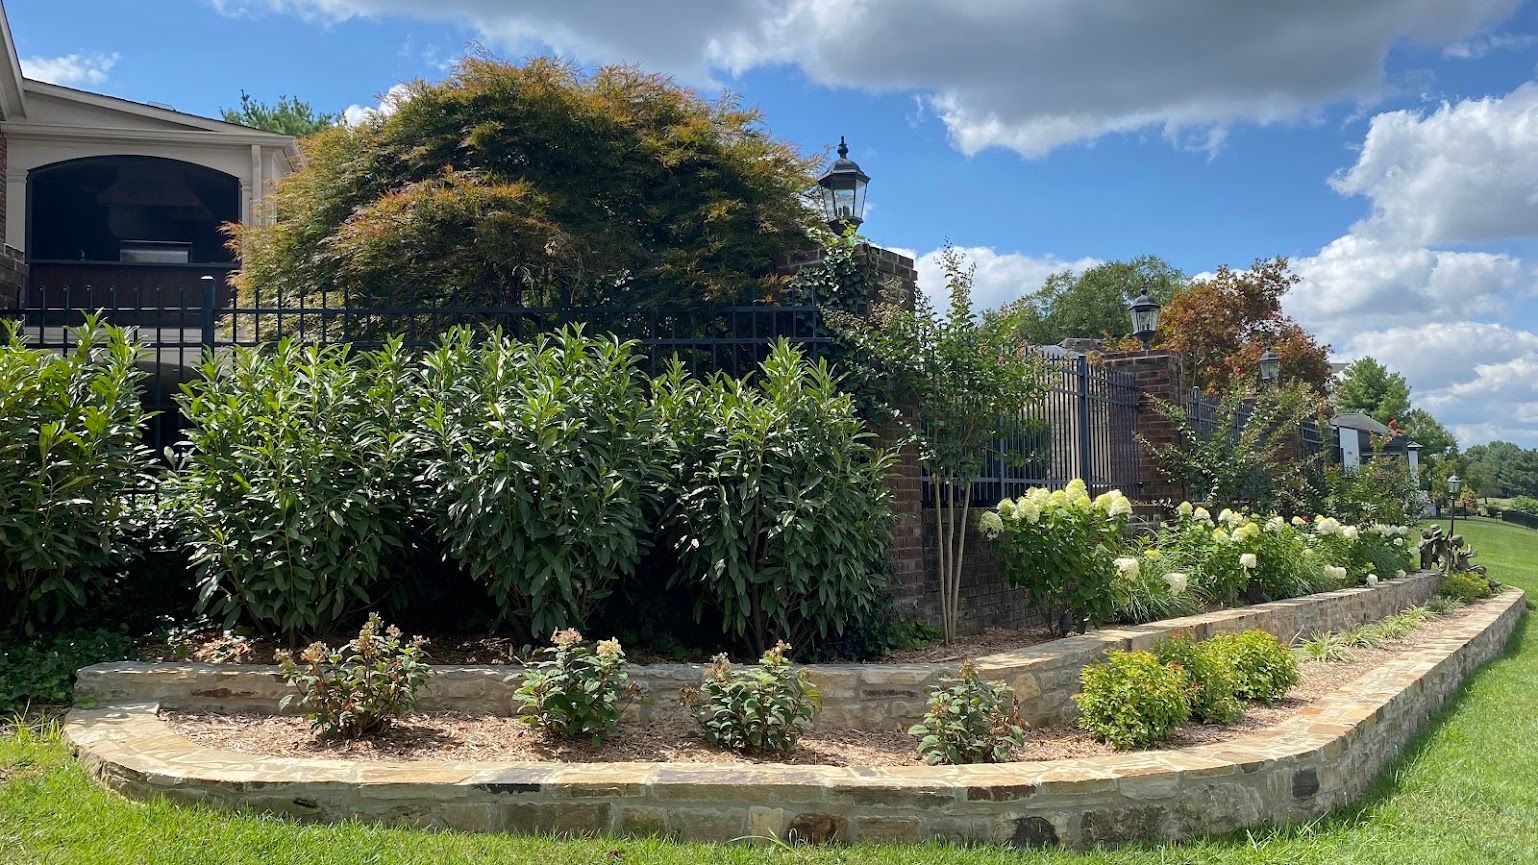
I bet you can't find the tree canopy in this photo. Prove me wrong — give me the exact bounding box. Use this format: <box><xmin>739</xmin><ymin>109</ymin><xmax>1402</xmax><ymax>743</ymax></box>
<box><xmin>1464</xmin><ymin>440</ymin><xmax>1538</xmax><ymax>499</ymax></box>
<box><xmin>1336</xmin><ymin>356</ymin><xmax>1412</xmax><ymax>422</ymax></box>
<box><xmin>1008</xmin><ymin>255</ymin><xmax>1186</xmax><ymax>346</ymax></box>
<box><xmin>1121</xmin><ymin>257</ymin><xmax>1333</xmax><ymax>395</ymax></box>
<box><xmin>221</xmin><ymin>92</ymin><xmax>337</xmax><ymax>136</ymax></box>
<box><xmin>231</xmin><ymin>57</ymin><xmax>820</xmax><ymax>315</ymax></box>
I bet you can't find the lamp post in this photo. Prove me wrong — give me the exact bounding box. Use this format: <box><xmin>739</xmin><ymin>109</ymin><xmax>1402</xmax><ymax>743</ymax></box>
<box><xmin>1128</xmin><ymin>291</ymin><xmax>1160</xmax><ymax>353</ymax></box>
<box><xmin>1257</xmin><ymin>349</ymin><xmax>1281</xmax><ymax>389</ymax></box>
<box><xmin>1447</xmin><ymin>474</ymin><xmax>1462</xmax><ymax>536</ymax></box>
<box><xmin>816</xmin><ymin>136</ymin><xmax>870</xmax><ymax>234</ymax></box>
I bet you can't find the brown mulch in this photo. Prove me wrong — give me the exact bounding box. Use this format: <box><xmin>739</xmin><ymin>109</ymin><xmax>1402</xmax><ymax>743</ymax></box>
<box><xmin>162</xmin><ymin>601</ymin><xmax>1485</xmax><ymax>767</ymax></box>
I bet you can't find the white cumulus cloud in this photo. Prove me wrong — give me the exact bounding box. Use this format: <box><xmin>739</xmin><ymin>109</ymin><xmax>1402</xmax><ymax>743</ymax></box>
<box><xmin>210</xmin><ymin>0</ymin><xmax>1520</xmax><ymax>158</ymax></box>
<box><xmin>342</xmin><ymin>82</ymin><xmax>414</xmax><ymax>125</ymax></box>
<box><xmin>21</xmin><ymin>52</ymin><xmax>120</xmax><ymax>87</ymax></box>
<box><xmin>913</xmin><ymin>246</ymin><xmax>1100</xmax><ymax>314</ymax></box>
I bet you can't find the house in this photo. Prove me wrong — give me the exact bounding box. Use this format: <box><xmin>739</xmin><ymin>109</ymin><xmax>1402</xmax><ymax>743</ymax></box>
<box><xmin>1330</xmin><ymin>411</ymin><xmax>1422</xmax><ymax>476</ymax></box>
<box><xmin>0</xmin><ymin>0</ymin><xmax>297</xmax><ymax>307</ymax></box>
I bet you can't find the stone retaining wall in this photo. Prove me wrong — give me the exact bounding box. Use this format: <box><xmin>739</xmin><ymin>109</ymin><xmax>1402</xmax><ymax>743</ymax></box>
<box><xmin>75</xmin><ymin>571</ymin><xmax>1442</xmax><ymax>730</ymax></box>
<box><xmin>65</xmin><ymin>589</ymin><xmax>1524</xmax><ymax>848</ymax></box>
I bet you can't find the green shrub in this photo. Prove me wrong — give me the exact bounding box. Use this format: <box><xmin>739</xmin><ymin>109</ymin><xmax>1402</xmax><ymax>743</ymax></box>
<box><xmin>0</xmin><ymin>319</ymin><xmax>154</xmax><ymax>633</ymax></box>
<box><xmin>173</xmin><ymin>340</ymin><xmax>417</xmax><ymax>640</ymax></box>
<box><xmin>1511</xmin><ymin>496</ymin><xmax>1538</xmax><ymax>516</ymax></box>
<box><xmin>1440</xmin><ymin>571</ymin><xmax>1495</xmax><ymax>604</ymax></box>
<box><xmin>418</xmin><ymin>327</ymin><xmax>656</xmax><ymax>638</ymax></box>
<box><xmin>277</xmin><ymin>614</ymin><xmax>432</xmax><ymax>738</ymax></box>
<box><xmin>656</xmin><ymin>341</ymin><xmax>894</xmax><ymax>655</ymax></box>
<box><xmin>982</xmin><ymin>481</ymin><xmax>1132</xmax><ymax>634</ymax></box>
<box><xmin>907</xmin><ymin>659</ymin><xmax>1028</xmax><ymax>765</ymax></box>
<box><xmin>1152</xmin><ymin>636</ymin><xmax>1244</xmax><ymax>725</ymax></box>
<box><xmin>1206</xmin><ymin>631</ymin><xmax>1299</xmax><ymax>705</ymax></box>
<box><xmin>682</xmin><ymin>642</ymin><xmax>820</xmax><ymax>755</ymax></box>
<box><xmin>515</xmin><ymin>629</ymin><xmax>636</xmax><ymax>744</ymax></box>
<box><xmin>1075</xmin><ymin>650</ymin><xmax>1192</xmax><ymax>749</ymax></box>
<box><xmin>1108</xmin><ymin>550</ymin><xmax>1202</xmax><ymax>625</ymax></box>
<box><xmin>0</xmin><ymin>628</ymin><xmax>135</xmax><ymax>711</ymax></box>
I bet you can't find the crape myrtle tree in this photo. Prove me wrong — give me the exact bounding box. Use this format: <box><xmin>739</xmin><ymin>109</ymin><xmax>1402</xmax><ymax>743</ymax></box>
<box><xmin>828</xmin><ymin>245</ymin><xmax>1044</xmax><ymax>643</ymax></box>
<box><xmin>230</xmin><ymin>57</ymin><xmax>820</xmax><ymax>327</ymax></box>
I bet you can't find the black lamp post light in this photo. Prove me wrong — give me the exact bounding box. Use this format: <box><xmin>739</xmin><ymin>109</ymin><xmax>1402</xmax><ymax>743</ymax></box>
<box><xmin>1258</xmin><ymin>349</ymin><xmax>1281</xmax><ymax>388</ymax></box>
<box><xmin>1447</xmin><ymin>474</ymin><xmax>1462</xmax><ymax>535</ymax></box>
<box><xmin>1128</xmin><ymin>291</ymin><xmax>1161</xmax><ymax>353</ymax></box>
<box><xmin>817</xmin><ymin>136</ymin><xmax>870</xmax><ymax>234</ymax></box>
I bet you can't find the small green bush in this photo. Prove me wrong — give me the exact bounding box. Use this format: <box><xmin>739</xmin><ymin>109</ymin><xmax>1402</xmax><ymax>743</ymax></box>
<box><xmin>907</xmin><ymin>659</ymin><xmax>1027</xmax><ymax>765</ymax></box>
<box><xmin>656</xmin><ymin>341</ymin><xmax>894</xmax><ymax>655</ymax></box>
<box><xmin>1075</xmin><ymin>650</ymin><xmax>1192</xmax><ymax>749</ymax></box>
<box><xmin>418</xmin><ymin>327</ymin><xmax>656</xmax><ymax>638</ymax></box>
<box><xmin>682</xmin><ymin>642</ymin><xmax>820</xmax><ymax>755</ymax></box>
<box><xmin>1152</xmin><ymin>636</ymin><xmax>1244</xmax><ymax>724</ymax></box>
<box><xmin>0</xmin><ymin>628</ymin><xmax>135</xmax><ymax>711</ymax></box>
<box><xmin>515</xmin><ymin>629</ymin><xmax>636</xmax><ymax>744</ymax></box>
<box><xmin>277</xmin><ymin>614</ymin><xmax>432</xmax><ymax>738</ymax></box>
<box><xmin>0</xmin><ymin>319</ymin><xmax>155</xmax><ymax>633</ymax></box>
<box><xmin>173</xmin><ymin>340</ymin><xmax>417</xmax><ymax>640</ymax></box>
<box><xmin>1206</xmin><ymin>631</ymin><xmax>1299</xmax><ymax>705</ymax></box>
<box><xmin>1440</xmin><ymin>571</ymin><xmax>1495</xmax><ymax>604</ymax></box>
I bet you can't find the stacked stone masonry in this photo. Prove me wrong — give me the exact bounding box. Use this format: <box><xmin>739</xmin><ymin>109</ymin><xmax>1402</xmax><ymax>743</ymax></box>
<box><xmin>76</xmin><ymin>571</ymin><xmax>1444</xmax><ymax>731</ymax></box>
<box><xmin>67</xmin><ymin>587</ymin><xmax>1523</xmax><ymax>847</ymax></box>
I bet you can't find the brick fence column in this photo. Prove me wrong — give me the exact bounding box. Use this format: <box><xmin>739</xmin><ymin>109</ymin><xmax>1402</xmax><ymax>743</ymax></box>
<box><xmin>1100</xmin><ymin>351</ymin><xmax>1187</xmax><ymax>505</ymax></box>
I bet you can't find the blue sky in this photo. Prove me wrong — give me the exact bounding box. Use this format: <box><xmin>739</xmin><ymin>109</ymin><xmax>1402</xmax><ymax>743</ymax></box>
<box><xmin>12</xmin><ymin>0</ymin><xmax>1538</xmax><ymax>447</ymax></box>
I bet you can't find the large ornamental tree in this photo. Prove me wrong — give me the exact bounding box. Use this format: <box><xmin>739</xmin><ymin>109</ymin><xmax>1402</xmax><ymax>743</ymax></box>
<box><xmin>231</xmin><ymin>57</ymin><xmax>820</xmax><ymax>316</ymax></box>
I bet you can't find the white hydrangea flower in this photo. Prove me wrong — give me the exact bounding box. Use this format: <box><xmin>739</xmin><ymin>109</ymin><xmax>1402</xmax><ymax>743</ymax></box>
<box><xmin>1218</xmin><ymin>508</ymin><xmax>1235</xmax><ymax>525</ymax></box>
<box><xmin>1163</xmin><ymin>572</ymin><xmax>1189</xmax><ymax>596</ymax></box>
<box><xmin>1193</xmin><ymin>506</ymin><xmax>1212</xmax><ymax>524</ymax></box>
<box><xmin>1325</xmin><ymin>565</ymin><xmax>1348</xmax><ymax>581</ymax></box>
<box><xmin>1396</xmin><ymin>569</ymin><xmax>1407</xmax><ymax>578</ymax></box>
<box><xmin>1342</xmin><ymin>525</ymin><xmax>1360</xmax><ymax>542</ymax></box>
<box><xmin>1266</xmin><ymin>515</ymin><xmax>1285</xmax><ymax>533</ymax></box>
<box><xmin>1107</xmin><ymin>492</ymin><xmax>1132</xmax><ymax>518</ymax></box>
<box><xmin>1213</xmin><ymin>528</ymin><xmax>1231</xmax><ymax>544</ymax></box>
<box><xmin>1178</xmin><ymin>501</ymin><xmax>1193</xmax><ymax>517</ymax></box>
<box><xmin>1393</xmin><ymin>537</ymin><xmax>1404</xmax><ymax>547</ymax></box>
<box><xmin>1291</xmin><ymin>516</ymin><xmax>1307</xmax><ymax>527</ymax></box>
<box><xmin>1314</xmin><ymin>517</ymin><xmax>1341</xmax><ymax>536</ymax></box>
<box><xmin>979</xmin><ymin>510</ymin><xmax>1005</xmax><ymax>539</ymax></box>
<box><xmin>1240</xmin><ymin>553</ymin><xmax>1258</xmax><ymax>570</ymax></box>
<box><xmin>998</xmin><ymin>499</ymin><xmax>1017</xmax><ymax>519</ymax></box>
<box><xmin>1366</xmin><ymin>574</ymin><xmax>1379</xmax><ymax>587</ymax></box>
<box><xmin>1114</xmin><ymin>557</ymin><xmax>1141</xmax><ymax>580</ymax></box>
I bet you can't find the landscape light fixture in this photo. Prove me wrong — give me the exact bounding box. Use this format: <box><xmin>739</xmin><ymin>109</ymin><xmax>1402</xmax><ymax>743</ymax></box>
<box><xmin>817</xmin><ymin>136</ymin><xmax>869</xmax><ymax>234</ymax></box>
<box><xmin>1129</xmin><ymin>291</ymin><xmax>1161</xmax><ymax>353</ymax></box>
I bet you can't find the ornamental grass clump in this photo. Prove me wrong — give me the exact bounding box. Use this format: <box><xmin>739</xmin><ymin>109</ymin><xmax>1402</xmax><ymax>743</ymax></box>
<box><xmin>515</xmin><ymin>629</ymin><xmax>637</xmax><ymax>745</ymax></box>
<box><xmin>1152</xmin><ymin>635</ymin><xmax>1245</xmax><ymax>725</ymax></box>
<box><xmin>681</xmin><ymin>642</ymin><xmax>819</xmax><ymax>755</ymax></box>
<box><xmin>1205</xmin><ymin>630</ymin><xmax>1299</xmax><ymax>705</ymax></box>
<box><xmin>981</xmin><ymin>480</ymin><xmax>1133</xmax><ymax>635</ymax></box>
<box><xmin>907</xmin><ymin>659</ymin><xmax>1028</xmax><ymax>765</ymax></box>
<box><xmin>277</xmin><ymin>613</ymin><xmax>431</xmax><ymax>739</ymax></box>
<box><xmin>1075</xmin><ymin>650</ymin><xmax>1191</xmax><ymax>749</ymax></box>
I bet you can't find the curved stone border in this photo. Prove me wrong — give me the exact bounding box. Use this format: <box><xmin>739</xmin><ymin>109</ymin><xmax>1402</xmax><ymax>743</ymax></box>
<box><xmin>67</xmin><ymin>588</ymin><xmax>1523</xmax><ymax>848</ymax></box>
<box><xmin>74</xmin><ymin>571</ymin><xmax>1442</xmax><ymax>730</ymax></box>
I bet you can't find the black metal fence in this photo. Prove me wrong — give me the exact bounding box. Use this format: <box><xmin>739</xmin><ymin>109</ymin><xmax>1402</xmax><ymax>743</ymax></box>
<box><xmin>4</xmin><ymin>281</ymin><xmax>831</xmax><ymax>452</ymax></box>
<box><xmin>927</xmin><ymin>354</ymin><xmax>1142</xmax><ymax>506</ymax></box>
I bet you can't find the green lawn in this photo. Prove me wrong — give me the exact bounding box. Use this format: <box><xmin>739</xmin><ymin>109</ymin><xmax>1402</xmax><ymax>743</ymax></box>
<box><xmin>2</xmin><ymin>517</ymin><xmax>1536</xmax><ymax>864</ymax></box>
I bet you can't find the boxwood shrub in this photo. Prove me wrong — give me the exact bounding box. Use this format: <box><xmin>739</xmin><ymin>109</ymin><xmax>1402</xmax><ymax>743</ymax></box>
<box><xmin>0</xmin><ymin>318</ymin><xmax>155</xmax><ymax>633</ymax></box>
<box><xmin>1205</xmin><ymin>630</ymin><xmax>1299</xmax><ymax>705</ymax></box>
<box><xmin>1075</xmin><ymin>649</ymin><xmax>1192</xmax><ymax>749</ymax></box>
<box><xmin>1152</xmin><ymin>635</ymin><xmax>1244</xmax><ymax>724</ymax></box>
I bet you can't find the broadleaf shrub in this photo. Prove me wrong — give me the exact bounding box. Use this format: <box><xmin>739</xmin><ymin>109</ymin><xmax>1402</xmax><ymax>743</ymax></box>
<box><xmin>907</xmin><ymin>659</ymin><xmax>1028</xmax><ymax>765</ymax></box>
<box><xmin>277</xmin><ymin>613</ymin><xmax>431</xmax><ymax>738</ymax></box>
<box><xmin>656</xmin><ymin>341</ymin><xmax>895</xmax><ymax>655</ymax></box>
<box><xmin>1152</xmin><ymin>636</ymin><xmax>1244</xmax><ymax>725</ymax></box>
<box><xmin>1206</xmin><ymin>630</ymin><xmax>1299</xmax><ymax>705</ymax></box>
<box><xmin>0</xmin><ymin>319</ymin><xmax>154</xmax><ymax>633</ymax></box>
<box><xmin>981</xmin><ymin>481</ymin><xmax>1133</xmax><ymax>635</ymax></box>
<box><xmin>1075</xmin><ymin>650</ymin><xmax>1191</xmax><ymax>749</ymax></box>
<box><xmin>515</xmin><ymin>629</ymin><xmax>636</xmax><ymax>744</ymax></box>
<box><xmin>417</xmin><ymin>327</ymin><xmax>656</xmax><ymax>637</ymax></box>
<box><xmin>682</xmin><ymin>641</ymin><xmax>819</xmax><ymax>755</ymax></box>
<box><xmin>172</xmin><ymin>339</ymin><xmax>417</xmax><ymax>640</ymax></box>
<box><xmin>1440</xmin><ymin>570</ymin><xmax>1496</xmax><ymax>604</ymax></box>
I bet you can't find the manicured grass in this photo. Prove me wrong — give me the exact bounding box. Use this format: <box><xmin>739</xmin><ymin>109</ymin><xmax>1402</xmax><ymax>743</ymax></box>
<box><xmin>2</xmin><ymin>517</ymin><xmax>1536</xmax><ymax>864</ymax></box>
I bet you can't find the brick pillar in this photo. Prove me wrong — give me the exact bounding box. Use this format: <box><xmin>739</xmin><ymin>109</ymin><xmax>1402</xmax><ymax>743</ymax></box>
<box><xmin>1100</xmin><ymin>351</ymin><xmax>1187</xmax><ymax>505</ymax></box>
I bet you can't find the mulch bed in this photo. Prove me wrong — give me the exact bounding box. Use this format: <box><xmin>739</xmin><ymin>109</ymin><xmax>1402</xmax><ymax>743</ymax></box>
<box><xmin>162</xmin><ymin>601</ymin><xmax>1485</xmax><ymax>767</ymax></box>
